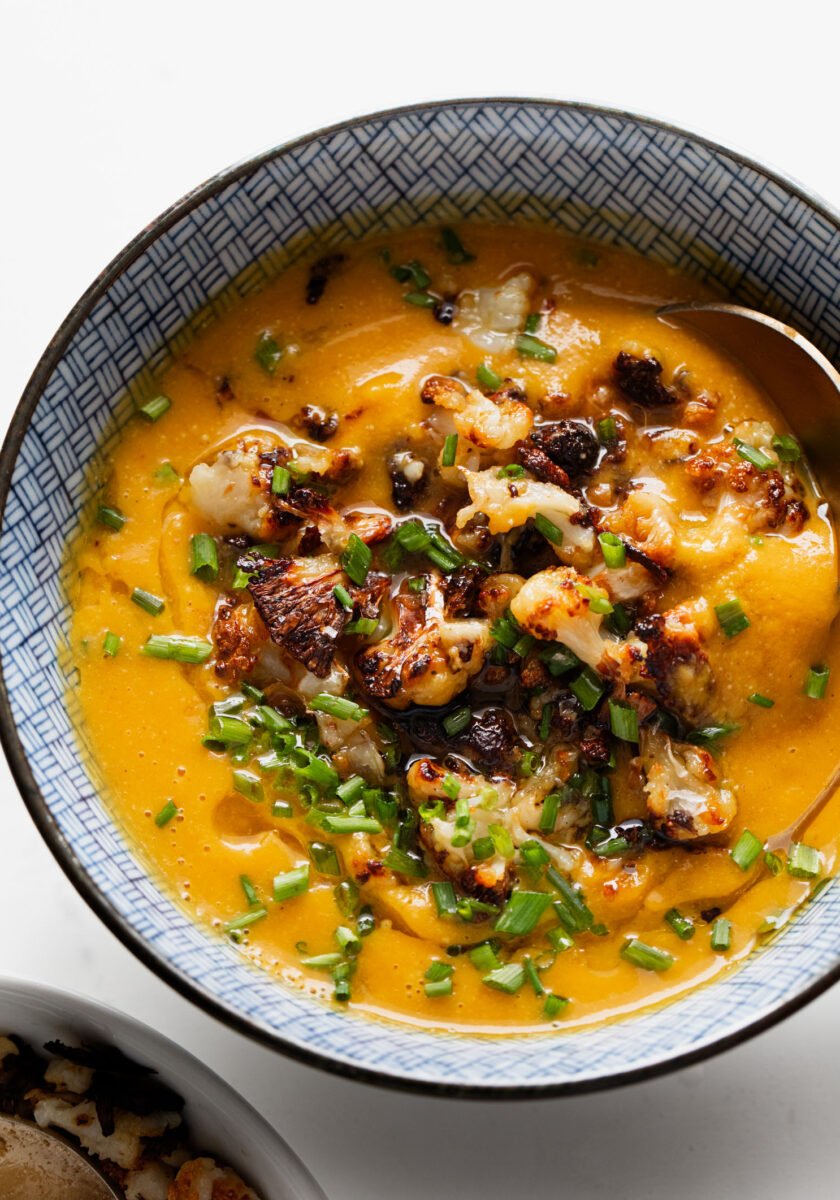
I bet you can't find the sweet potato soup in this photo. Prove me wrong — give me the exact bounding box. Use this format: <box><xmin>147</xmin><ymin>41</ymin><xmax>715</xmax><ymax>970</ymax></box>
<box><xmin>70</xmin><ymin>225</ymin><xmax>840</xmax><ymax>1032</ymax></box>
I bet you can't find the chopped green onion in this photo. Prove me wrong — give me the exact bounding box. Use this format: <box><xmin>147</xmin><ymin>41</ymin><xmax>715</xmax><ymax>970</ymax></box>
<box><xmin>233</xmin><ymin>769</ymin><xmax>263</xmax><ymax>803</ymax></box>
<box><xmin>418</xmin><ymin>798</ymin><xmax>445</xmax><ymax>823</ymax></box>
<box><xmin>300</xmin><ymin>952</ymin><xmax>344</xmax><ymax>969</ymax></box>
<box><xmin>520</xmin><ymin>840</ymin><xmax>550</xmax><ymax>872</ymax></box>
<box><xmin>334</xmin><ymin>880</ymin><xmax>360</xmax><ymax>918</ymax></box>
<box><xmin>441</xmin><ymin>227</ymin><xmax>475</xmax><ymax>264</ymax></box>
<box><xmin>404</xmin><ymin>290</ymin><xmax>436</xmax><ymax>308</ymax></box>
<box><xmin>336</xmin><ymin>775</ymin><xmax>365</xmax><ymax>804</ymax></box>
<box><xmin>335</xmin><ymin>925</ymin><xmax>362</xmax><ymax>957</ymax></box>
<box><xmin>543</xmin><ymin>993</ymin><xmax>570</xmax><ymax>1019</ymax></box>
<box><xmin>715</xmin><ymin>597</ymin><xmax>750</xmax><ymax>638</ymax></box>
<box><xmin>321</xmin><ymin>814</ymin><xmax>383</xmax><ymax>835</ymax></box>
<box><xmin>804</xmin><ymin>665</ymin><xmax>830</xmax><ymax>699</ymax></box>
<box><xmin>424</xmin><ymin>977</ymin><xmax>453</xmax><ymax>998</ymax></box>
<box><xmin>608</xmin><ymin>699</ymin><xmax>639</xmax><ymax>743</ymax></box>
<box><xmin>764</xmin><ymin>850</ymin><xmax>783</xmax><ymax>876</ymax></box>
<box><xmin>225</xmin><ymin>907</ymin><xmax>267</xmax><ymax>933</ymax></box>
<box><xmin>131</xmin><ymin>587</ymin><xmax>165</xmax><ymax>616</ymax></box>
<box><xmin>154</xmin><ymin>461</ymin><xmax>180</xmax><ymax>485</ymax></box>
<box><xmin>189</xmin><ymin>533</ymin><xmax>219</xmax><ymax>581</ymax></box>
<box><xmin>686</xmin><ymin>723</ymin><xmax>740</xmax><ymax>748</ymax></box>
<box><xmin>272</xmin><ymin>799</ymin><xmax>294</xmax><ymax>819</ymax></box>
<box><xmin>142</xmin><ymin>635</ymin><xmax>213</xmax><ymax>664</ymax></box>
<box><xmin>408</xmin><ymin>576</ymin><xmax>426</xmax><ymax>593</ymax></box>
<box><xmin>512</xmin><ymin>633</ymin><xmax>535</xmax><ymax>658</ymax></box>
<box><xmin>569</xmin><ymin>666</ymin><xmax>605</xmax><ymax>711</ymax></box>
<box><xmin>523</xmin><ymin>954</ymin><xmax>545</xmax><ymax>996</ymax></box>
<box><xmin>477</xmin><ymin>362</ymin><xmax>503</xmax><ymax>392</ymax></box>
<box><xmin>534</xmin><ymin>512</ymin><xmax>564</xmax><ymax>545</ymax></box>
<box><xmin>497</xmin><ymin>463</ymin><xmax>527</xmax><ymax>480</ymax></box>
<box><xmin>395</xmin><ymin>521</ymin><xmax>430</xmax><ymax>552</ymax></box>
<box><xmin>787</xmin><ymin>842</ymin><xmax>821</xmax><ymax>880</ymax></box>
<box><xmin>97</xmin><ymin>504</ymin><xmax>126</xmax><ymax>531</ymax></box>
<box><xmin>357</xmin><ymin>905</ymin><xmax>376</xmax><ymax>936</ymax></box>
<box><xmin>255</xmin><ymin>705</ymin><xmax>291</xmax><ymax>734</ymax></box>
<box><xmin>341</xmin><ymin>534</ymin><xmax>371</xmax><ymax>585</ymax></box>
<box><xmin>443</xmin><ymin>706</ymin><xmax>471</xmax><ymax>737</ymax></box>
<box><xmin>137</xmin><ymin>394</ymin><xmax>171</xmax><ymax>422</ymax></box>
<box><xmin>494</xmin><ymin>890</ymin><xmax>553</xmax><ymax>936</ymax></box>
<box><xmin>390</xmin><ymin>259</ymin><xmax>430</xmax><ymax>289</ymax></box>
<box><xmin>540</xmin><ymin>644</ymin><xmax>581</xmax><ymax>677</ymax></box>
<box><xmin>665</xmin><ymin>908</ymin><xmax>695</xmax><ymax>941</ymax></box>
<box><xmin>472</xmin><ymin>836</ymin><xmax>495</xmax><ymax>860</ymax></box>
<box><xmin>733</xmin><ymin>437</ymin><xmax>774</xmax><ymax>471</ymax></box>
<box><xmin>483</xmin><ymin>963</ymin><xmax>526</xmax><ymax>994</ymax></box>
<box><xmin>271</xmin><ymin>465</ymin><xmax>291</xmax><ymax>495</ymax></box>
<box><xmin>524</xmin><ymin>312</ymin><xmax>541</xmax><ymax>334</ymax></box>
<box><xmin>102</xmin><ymin>631</ymin><xmax>121</xmax><ymax>657</ymax></box>
<box><xmin>547</xmin><ymin>927</ymin><xmax>574</xmax><ymax>953</ymax></box>
<box><xmin>547</xmin><ymin>869</ymin><xmax>595</xmax><ymax>934</ymax></box>
<box><xmin>598</xmin><ymin>531</ymin><xmax>626</xmax><ymax>569</ymax></box>
<box><xmin>772</xmin><ymin>433</ymin><xmax>801</xmax><ymax>462</ymax></box>
<box><xmin>207</xmin><ymin>714</ymin><xmax>252</xmax><ymax>746</ymax></box>
<box><xmin>621</xmin><ymin>938</ymin><xmax>674</xmax><ymax>972</ymax></box>
<box><xmin>308</xmin><ymin>694</ymin><xmax>368</xmax><ymax>722</ymax></box>
<box><xmin>442</xmin><ymin>774</ymin><xmax>461</xmax><ymax>800</ymax></box>
<box><xmin>254</xmin><ymin>332</ymin><xmax>283</xmax><ymax>374</ymax></box>
<box><xmin>309</xmin><ymin>841</ymin><xmax>341</xmax><ymax>876</ymax></box>
<box><xmin>383</xmin><ymin>846</ymin><xmax>428</xmax><ymax>877</ymax></box>
<box><xmin>344</xmin><ymin>617</ymin><xmax>378</xmax><ymax>636</ymax></box>
<box><xmin>240</xmin><ymin>680</ymin><xmax>264</xmax><ymax>702</ymax></box>
<box><xmin>425</xmin><ymin>960</ymin><xmax>454</xmax><ymax>983</ymax></box>
<box><xmin>574</xmin><ymin>581</ymin><xmax>613</xmax><ymax>615</ymax></box>
<box><xmin>515</xmin><ymin>333</ymin><xmax>557</xmax><ymax>363</ymax></box>
<box><xmin>432</xmin><ymin>880</ymin><xmax>458</xmax><ymax>917</ymax></box>
<box><xmin>730</xmin><ymin>828</ymin><xmax>763</xmax><ymax>872</ymax></box>
<box><xmin>468</xmin><ymin>942</ymin><xmax>501</xmax><ymax>972</ymax></box>
<box><xmin>597</xmin><ymin>416</ymin><xmax>618</xmax><ymax>443</ymax></box>
<box><xmin>240</xmin><ymin>874</ymin><xmax>259</xmax><ymax>906</ymax></box>
<box><xmin>489</xmin><ymin>824</ymin><xmax>515</xmax><ymax>860</ymax></box>
<box><xmin>154</xmin><ymin>800</ymin><xmax>178</xmax><ymax>828</ymax></box>
<box><xmin>273</xmin><ymin>865</ymin><xmax>310</xmax><ymax>901</ymax></box>
<box><xmin>710</xmin><ymin>917</ymin><xmax>731</xmax><ymax>952</ymax></box>
<box><xmin>442</xmin><ymin>433</ymin><xmax>458</xmax><ymax>467</ymax></box>
<box><xmin>231</xmin><ymin>567</ymin><xmax>253</xmax><ymax>591</ymax></box>
<box><xmin>748</xmin><ymin>692</ymin><xmax>775</xmax><ymax>708</ymax></box>
<box><xmin>333</xmin><ymin>584</ymin><xmax>354</xmax><ymax>612</ymax></box>
<box><xmin>607</xmin><ymin>603</ymin><xmax>632</xmax><ymax>637</ymax></box>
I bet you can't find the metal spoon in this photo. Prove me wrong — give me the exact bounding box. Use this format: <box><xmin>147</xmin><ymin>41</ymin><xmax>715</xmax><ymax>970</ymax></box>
<box><xmin>0</xmin><ymin>1113</ymin><xmax>121</xmax><ymax>1200</ymax></box>
<box><xmin>659</xmin><ymin>301</ymin><xmax>840</xmax><ymax>849</ymax></box>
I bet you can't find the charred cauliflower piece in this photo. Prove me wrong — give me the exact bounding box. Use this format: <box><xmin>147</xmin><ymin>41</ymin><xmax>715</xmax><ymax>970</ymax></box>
<box><xmin>509</xmin><ymin>565</ymin><xmax>608</xmax><ymax>668</ymax></box>
<box><xmin>355</xmin><ymin>575</ymin><xmax>490</xmax><ymax>709</ymax></box>
<box><xmin>639</xmin><ymin>727</ymin><xmax>736</xmax><ymax>841</ymax></box>
<box><xmin>456</xmin><ymin>467</ymin><xmax>595</xmax><ymax>557</ymax></box>
<box><xmin>169</xmin><ymin>1158</ymin><xmax>259</xmax><ymax>1200</ymax></box>
<box><xmin>599</xmin><ymin>488</ymin><xmax>677</xmax><ymax>573</ymax></box>
<box><xmin>634</xmin><ymin>603</ymin><xmax>715</xmax><ymax>724</ymax></box>
<box><xmin>421</xmin><ymin>374</ymin><xmax>533</xmax><ymax>449</ymax></box>
<box><xmin>453</xmin><ymin>271</ymin><xmax>534</xmax><ymax>352</ymax></box>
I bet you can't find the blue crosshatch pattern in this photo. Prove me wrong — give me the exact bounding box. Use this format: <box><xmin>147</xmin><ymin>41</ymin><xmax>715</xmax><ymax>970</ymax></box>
<box><xmin>2</xmin><ymin>101</ymin><xmax>840</xmax><ymax>1090</ymax></box>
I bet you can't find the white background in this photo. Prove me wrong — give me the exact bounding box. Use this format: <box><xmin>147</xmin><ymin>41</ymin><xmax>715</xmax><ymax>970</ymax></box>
<box><xmin>3</xmin><ymin>2</ymin><xmax>840</xmax><ymax>1197</ymax></box>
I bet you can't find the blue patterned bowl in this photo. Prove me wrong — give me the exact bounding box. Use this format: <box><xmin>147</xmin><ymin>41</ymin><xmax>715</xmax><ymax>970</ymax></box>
<box><xmin>2</xmin><ymin>100</ymin><xmax>839</xmax><ymax>1096</ymax></box>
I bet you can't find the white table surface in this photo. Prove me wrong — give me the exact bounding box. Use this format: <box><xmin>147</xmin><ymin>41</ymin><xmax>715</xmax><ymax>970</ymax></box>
<box><xmin>3</xmin><ymin>2</ymin><xmax>840</xmax><ymax>1196</ymax></box>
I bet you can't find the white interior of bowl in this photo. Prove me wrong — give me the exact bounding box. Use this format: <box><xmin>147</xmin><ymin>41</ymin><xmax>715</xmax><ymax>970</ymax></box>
<box><xmin>2</xmin><ymin>100</ymin><xmax>840</xmax><ymax>1092</ymax></box>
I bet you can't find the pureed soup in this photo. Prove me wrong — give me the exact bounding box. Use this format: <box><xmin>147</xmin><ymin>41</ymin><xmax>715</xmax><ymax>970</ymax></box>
<box><xmin>70</xmin><ymin>225</ymin><xmax>840</xmax><ymax>1033</ymax></box>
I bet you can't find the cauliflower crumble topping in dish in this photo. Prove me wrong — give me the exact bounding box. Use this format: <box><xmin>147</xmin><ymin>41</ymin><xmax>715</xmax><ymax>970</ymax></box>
<box><xmin>70</xmin><ymin>225</ymin><xmax>840</xmax><ymax>1033</ymax></box>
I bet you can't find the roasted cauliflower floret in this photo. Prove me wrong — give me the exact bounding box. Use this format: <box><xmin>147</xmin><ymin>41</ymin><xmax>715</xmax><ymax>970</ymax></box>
<box><xmin>599</xmin><ymin>487</ymin><xmax>677</xmax><ymax>572</ymax></box>
<box><xmin>453</xmin><ymin>271</ymin><xmax>534</xmax><ymax>352</ymax></box>
<box><xmin>355</xmin><ymin>575</ymin><xmax>490</xmax><ymax>709</ymax></box>
<box><xmin>639</xmin><ymin>727</ymin><xmax>736</xmax><ymax>841</ymax></box>
<box><xmin>31</xmin><ymin>1096</ymin><xmax>180</xmax><ymax>1170</ymax></box>
<box><xmin>634</xmin><ymin>602</ymin><xmax>715</xmax><ymax>724</ymax></box>
<box><xmin>456</xmin><ymin>467</ymin><xmax>595</xmax><ymax>556</ymax></box>
<box><xmin>509</xmin><ymin>566</ymin><xmax>607</xmax><ymax>668</ymax></box>
<box><xmin>421</xmin><ymin>374</ymin><xmax>533</xmax><ymax>449</ymax></box>
<box><xmin>168</xmin><ymin>1158</ymin><xmax>259</xmax><ymax>1200</ymax></box>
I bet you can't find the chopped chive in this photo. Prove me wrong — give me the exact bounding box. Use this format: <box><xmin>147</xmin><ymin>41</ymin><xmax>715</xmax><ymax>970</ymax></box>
<box><xmin>494</xmin><ymin>890</ymin><xmax>553</xmax><ymax>936</ymax></box>
<box><xmin>608</xmin><ymin>699</ymin><xmax>639</xmax><ymax>743</ymax></box>
<box><xmin>154</xmin><ymin>800</ymin><xmax>178</xmax><ymax>828</ymax></box>
<box><xmin>131</xmin><ymin>587</ymin><xmax>165</xmax><ymax>616</ymax></box>
<box><xmin>321</xmin><ymin>814</ymin><xmax>383</xmax><ymax>835</ymax></box>
<box><xmin>254</xmin><ymin>331</ymin><xmax>283</xmax><ymax>374</ymax></box>
<box><xmin>271</xmin><ymin>465</ymin><xmax>291</xmax><ymax>495</ymax></box>
<box><xmin>472</xmin><ymin>836</ymin><xmax>495</xmax><ymax>860</ymax></box>
<box><xmin>543</xmin><ymin>993</ymin><xmax>570</xmax><ymax>1019</ymax></box>
<box><xmin>598</xmin><ymin>531</ymin><xmax>626</xmax><ymax>569</ymax></box>
<box><xmin>710</xmin><ymin>917</ymin><xmax>731</xmax><ymax>952</ymax></box>
<box><xmin>443</xmin><ymin>705</ymin><xmax>471</xmax><ymax>737</ymax></box>
<box><xmin>97</xmin><ymin>504</ymin><xmax>126</xmax><ymax>531</ymax></box>
<box><xmin>607</xmin><ymin>602</ymin><xmax>632</xmax><ymax>636</ymax></box>
<box><xmin>515</xmin><ymin>333</ymin><xmax>557</xmax><ymax>363</ymax></box>
<box><xmin>390</xmin><ymin>259</ymin><xmax>430</xmax><ymax>289</ymax></box>
<box><xmin>225</xmin><ymin>907</ymin><xmax>268</xmax><ymax>933</ymax></box>
<box><xmin>102</xmin><ymin>631</ymin><xmax>121</xmax><ymax>657</ymax></box>
<box><xmin>383</xmin><ymin>846</ymin><xmax>428</xmax><ymax>878</ymax></box>
<box><xmin>488</xmin><ymin>824</ymin><xmax>515</xmax><ymax>859</ymax></box>
<box><xmin>804</xmin><ymin>665</ymin><xmax>830</xmax><ymax>699</ymax></box>
<box><xmin>233</xmin><ymin>769</ymin><xmax>263</xmax><ymax>803</ymax></box>
<box><xmin>333</xmin><ymin>584</ymin><xmax>354</xmax><ymax>612</ymax></box>
<box><xmin>686</xmin><ymin>723</ymin><xmax>740</xmax><ymax>748</ymax></box>
<box><xmin>432</xmin><ymin>880</ymin><xmax>458</xmax><ymax>917</ymax></box>
<box><xmin>255</xmin><ymin>705</ymin><xmax>291</xmax><ymax>734</ymax></box>
<box><xmin>523</xmin><ymin>955</ymin><xmax>545</xmax><ymax>996</ymax></box>
<box><xmin>308</xmin><ymin>694</ymin><xmax>368</xmax><ymax>722</ymax></box>
<box><xmin>574</xmin><ymin>581</ymin><xmax>613</xmax><ymax>615</ymax></box>
<box><xmin>404</xmin><ymin>290</ymin><xmax>436</xmax><ymax>308</ymax></box>
<box><xmin>730</xmin><ymin>828</ymin><xmax>763</xmax><ymax>872</ymax></box>
<box><xmin>341</xmin><ymin>533</ymin><xmax>371</xmax><ymax>586</ymax></box>
<box><xmin>142</xmin><ymin>635</ymin><xmax>213</xmax><ymax>664</ymax></box>
<box><xmin>442</xmin><ymin>774</ymin><xmax>461</xmax><ymax>800</ymax></box>
<box><xmin>715</xmin><ymin>597</ymin><xmax>750</xmax><ymax>638</ymax></box>
<box><xmin>520</xmin><ymin>840</ymin><xmax>550</xmax><ymax>872</ymax></box>
<box><xmin>620</xmin><ymin>938</ymin><xmax>674</xmax><ymax>972</ymax></box>
<box><xmin>748</xmin><ymin>692</ymin><xmax>775</xmax><ymax>708</ymax></box>
<box><xmin>336</xmin><ymin>775</ymin><xmax>365</xmax><ymax>804</ymax></box>
<box><xmin>395</xmin><ymin>520</ymin><xmax>431</xmax><ymax>552</ymax></box>
<box><xmin>541</xmin><ymin>644</ymin><xmax>581</xmax><ymax>677</ymax></box>
<box><xmin>764</xmin><ymin>850</ymin><xmax>783</xmax><ymax>876</ymax></box>
<box><xmin>208</xmin><ymin>714</ymin><xmax>252</xmax><ymax>746</ymax></box>
<box><xmin>272</xmin><ymin>799</ymin><xmax>294</xmax><ymax>819</ymax></box>
<box><xmin>357</xmin><ymin>905</ymin><xmax>376</xmax><ymax>936</ymax></box>
<box><xmin>547</xmin><ymin>869</ymin><xmax>595</xmax><ymax>934</ymax></box>
<box><xmin>335</xmin><ymin>925</ymin><xmax>362</xmax><ymax>957</ymax></box>
<box><xmin>483</xmin><ymin>963</ymin><xmax>526</xmax><ymax>994</ymax></box>
<box><xmin>137</xmin><ymin>394</ymin><xmax>171</xmax><ymax>422</ymax></box>
<box><xmin>512</xmin><ymin>633</ymin><xmax>536</xmax><ymax>658</ymax></box>
<box><xmin>524</xmin><ymin>312</ymin><xmax>541</xmax><ymax>335</ymax></box>
<box><xmin>334</xmin><ymin>880</ymin><xmax>361</xmax><ymax>918</ymax></box>
<box><xmin>418</xmin><ymin>798</ymin><xmax>445</xmax><ymax>823</ymax></box>
<box><xmin>569</xmin><ymin>666</ymin><xmax>605</xmax><ymax>711</ymax></box>
<box><xmin>733</xmin><ymin>437</ymin><xmax>774</xmax><ymax>471</ymax></box>
<box><xmin>300</xmin><ymin>952</ymin><xmax>344</xmax><ymax>969</ymax></box>
<box><xmin>477</xmin><ymin>362</ymin><xmax>503</xmax><ymax>392</ymax></box>
<box><xmin>309</xmin><ymin>841</ymin><xmax>341</xmax><ymax>876</ymax></box>
<box><xmin>597</xmin><ymin>416</ymin><xmax>618</xmax><ymax>443</ymax></box>
<box><xmin>241</xmin><ymin>680</ymin><xmax>264</xmax><ymax>702</ymax></box>
<box><xmin>441</xmin><ymin>433</ymin><xmax>459</xmax><ymax>468</ymax></box>
<box><xmin>425</xmin><ymin>977</ymin><xmax>453</xmax><ymax>998</ymax></box>
<box><xmin>787</xmin><ymin>842</ymin><xmax>821</xmax><ymax>880</ymax></box>
<box><xmin>468</xmin><ymin>942</ymin><xmax>501</xmax><ymax>972</ymax></box>
<box><xmin>240</xmin><ymin>874</ymin><xmax>259</xmax><ymax>906</ymax></box>
<box><xmin>665</xmin><ymin>908</ymin><xmax>695</xmax><ymax>941</ymax></box>
<box><xmin>547</xmin><ymin>927</ymin><xmax>574</xmax><ymax>953</ymax></box>
<box><xmin>344</xmin><ymin>617</ymin><xmax>378</xmax><ymax>636</ymax></box>
<box><xmin>189</xmin><ymin>532</ymin><xmax>219</xmax><ymax>581</ymax></box>
<box><xmin>440</xmin><ymin>227</ymin><xmax>475</xmax><ymax>264</ymax></box>
<box><xmin>273</xmin><ymin>864</ymin><xmax>310</xmax><ymax>901</ymax></box>
<box><xmin>772</xmin><ymin>433</ymin><xmax>801</xmax><ymax>462</ymax></box>
<box><xmin>534</xmin><ymin>512</ymin><xmax>564</xmax><ymax>545</ymax></box>
<box><xmin>231</xmin><ymin>567</ymin><xmax>253</xmax><ymax>591</ymax></box>
<box><xmin>425</xmin><ymin>960</ymin><xmax>454</xmax><ymax>982</ymax></box>
<box><xmin>497</xmin><ymin>463</ymin><xmax>527</xmax><ymax>480</ymax></box>
<box><xmin>154</xmin><ymin>461</ymin><xmax>180</xmax><ymax>485</ymax></box>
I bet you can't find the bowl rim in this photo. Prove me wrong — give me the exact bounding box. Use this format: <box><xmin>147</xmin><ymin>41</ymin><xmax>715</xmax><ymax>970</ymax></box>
<box><xmin>0</xmin><ymin>974</ymin><xmax>327</xmax><ymax>1198</ymax></box>
<box><xmin>2</xmin><ymin>96</ymin><xmax>839</xmax><ymax>1100</ymax></box>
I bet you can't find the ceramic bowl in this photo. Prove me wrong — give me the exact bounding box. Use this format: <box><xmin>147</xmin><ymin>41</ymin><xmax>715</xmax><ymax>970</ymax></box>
<box><xmin>2</xmin><ymin>100</ymin><xmax>839</xmax><ymax>1096</ymax></box>
<box><xmin>0</xmin><ymin>977</ymin><xmax>325</xmax><ymax>1197</ymax></box>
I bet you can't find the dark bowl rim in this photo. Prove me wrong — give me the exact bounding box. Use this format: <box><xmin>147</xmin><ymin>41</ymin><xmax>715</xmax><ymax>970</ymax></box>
<box><xmin>2</xmin><ymin>96</ymin><xmax>839</xmax><ymax>1100</ymax></box>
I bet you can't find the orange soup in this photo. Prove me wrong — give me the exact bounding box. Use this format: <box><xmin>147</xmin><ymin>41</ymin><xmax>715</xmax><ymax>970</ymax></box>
<box><xmin>70</xmin><ymin>225</ymin><xmax>840</xmax><ymax>1032</ymax></box>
